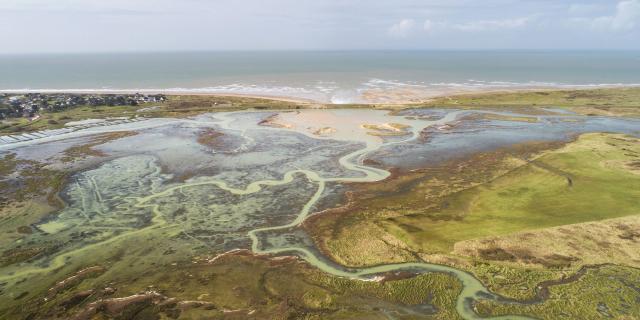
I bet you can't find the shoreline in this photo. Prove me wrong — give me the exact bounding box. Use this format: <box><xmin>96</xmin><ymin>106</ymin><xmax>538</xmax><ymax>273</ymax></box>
<box><xmin>2</xmin><ymin>84</ymin><xmax>640</xmax><ymax>106</ymax></box>
<box><xmin>1</xmin><ymin>90</ymin><xmax>319</xmax><ymax>105</ymax></box>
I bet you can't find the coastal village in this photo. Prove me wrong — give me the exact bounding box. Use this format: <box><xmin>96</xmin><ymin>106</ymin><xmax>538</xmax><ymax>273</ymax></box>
<box><xmin>0</xmin><ymin>93</ymin><xmax>167</xmax><ymax>120</ymax></box>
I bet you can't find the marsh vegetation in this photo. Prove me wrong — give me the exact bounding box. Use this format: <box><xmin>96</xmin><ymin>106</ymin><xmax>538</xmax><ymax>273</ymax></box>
<box><xmin>0</xmin><ymin>94</ymin><xmax>639</xmax><ymax>319</ymax></box>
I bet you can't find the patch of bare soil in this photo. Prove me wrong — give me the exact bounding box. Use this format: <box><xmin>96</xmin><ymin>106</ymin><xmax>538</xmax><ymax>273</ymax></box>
<box><xmin>61</xmin><ymin>131</ymin><xmax>138</xmax><ymax>163</ymax></box>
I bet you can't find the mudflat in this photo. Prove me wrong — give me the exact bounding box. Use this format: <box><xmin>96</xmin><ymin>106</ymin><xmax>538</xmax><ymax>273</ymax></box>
<box><xmin>0</xmin><ymin>89</ymin><xmax>639</xmax><ymax>319</ymax></box>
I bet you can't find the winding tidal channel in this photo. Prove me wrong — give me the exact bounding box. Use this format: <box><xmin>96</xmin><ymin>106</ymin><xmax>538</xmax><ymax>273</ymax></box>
<box><xmin>135</xmin><ymin>110</ymin><xmax>536</xmax><ymax>320</ymax></box>
<box><xmin>10</xmin><ymin>108</ymin><xmax>620</xmax><ymax>319</ymax></box>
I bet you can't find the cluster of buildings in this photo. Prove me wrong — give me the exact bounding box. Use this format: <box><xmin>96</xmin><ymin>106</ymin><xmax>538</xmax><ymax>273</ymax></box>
<box><xmin>0</xmin><ymin>93</ymin><xmax>167</xmax><ymax>120</ymax></box>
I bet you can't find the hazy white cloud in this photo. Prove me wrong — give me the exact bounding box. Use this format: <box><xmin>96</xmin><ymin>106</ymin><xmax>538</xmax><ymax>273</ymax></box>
<box><xmin>571</xmin><ymin>0</ymin><xmax>640</xmax><ymax>31</ymax></box>
<box><xmin>419</xmin><ymin>17</ymin><xmax>531</xmax><ymax>34</ymax></box>
<box><xmin>568</xmin><ymin>3</ymin><xmax>604</xmax><ymax>16</ymax></box>
<box><xmin>607</xmin><ymin>0</ymin><xmax>640</xmax><ymax>30</ymax></box>
<box><xmin>452</xmin><ymin>17</ymin><xmax>531</xmax><ymax>32</ymax></box>
<box><xmin>1</xmin><ymin>0</ymin><xmax>640</xmax><ymax>53</ymax></box>
<box><xmin>388</xmin><ymin>19</ymin><xmax>416</xmax><ymax>38</ymax></box>
<box><xmin>423</xmin><ymin>19</ymin><xmax>434</xmax><ymax>32</ymax></box>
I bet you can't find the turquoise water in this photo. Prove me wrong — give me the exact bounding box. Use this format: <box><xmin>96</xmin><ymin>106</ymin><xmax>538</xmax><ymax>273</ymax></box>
<box><xmin>1</xmin><ymin>51</ymin><xmax>639</xmax><ymax>102</ymax></box>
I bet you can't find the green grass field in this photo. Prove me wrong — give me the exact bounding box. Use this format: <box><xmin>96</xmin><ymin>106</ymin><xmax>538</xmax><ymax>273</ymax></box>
<box><xmin>420</xmin><ymin>87</ymin><xmax>640</xmax><ymax>109</ymax></box>
<box><xmin>384</xmin><ymin>133</ymin><xmax>640</xmax><ymax>254</ymax></box>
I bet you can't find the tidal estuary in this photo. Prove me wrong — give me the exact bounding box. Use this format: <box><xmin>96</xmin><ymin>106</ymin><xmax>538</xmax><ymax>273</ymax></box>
<box><xmin>1</xmin><ymin>108</ymin><xmax>639</xmax><ymax>319</ymax></box>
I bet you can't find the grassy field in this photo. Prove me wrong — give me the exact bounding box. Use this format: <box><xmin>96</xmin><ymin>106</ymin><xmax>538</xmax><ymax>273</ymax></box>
<box><xmin>385</xmin><ymin>133</ymin><xmax>640</xmax><ymax>254</ymax></box>
<box><xmin>418</xmin><ymin>87</ymin><xmax>640</xmax><ymax>116</ymax></box>
<box><xmin>305</xmin><ymin>140</ymin><xmax>568</xmax><ymax>267</ymax></box>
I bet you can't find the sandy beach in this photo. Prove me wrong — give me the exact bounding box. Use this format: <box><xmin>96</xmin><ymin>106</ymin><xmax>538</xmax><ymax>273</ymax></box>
<box><xmin>6</xmin><ymin>84</ymin><xmax>638</xmax><ymax>106</ymax></box>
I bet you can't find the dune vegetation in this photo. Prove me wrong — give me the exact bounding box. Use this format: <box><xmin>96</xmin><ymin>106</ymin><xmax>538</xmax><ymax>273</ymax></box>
<box><xmin>419</xmin><ymin>87</ymin><xmax>640</xmax><ymax>116</ymax></box>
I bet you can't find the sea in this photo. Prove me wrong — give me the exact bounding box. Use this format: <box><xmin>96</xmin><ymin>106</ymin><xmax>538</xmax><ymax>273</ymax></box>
<box><xmin>1</xmin><ymin>51</ymin><xmax>640</xmax><ymax>103</ymax></box>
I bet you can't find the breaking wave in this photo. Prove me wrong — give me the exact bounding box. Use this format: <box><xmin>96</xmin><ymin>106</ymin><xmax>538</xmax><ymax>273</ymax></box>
<box><xmin>2</xmin><ymin>80</ymin><xmax>639</xmax><ymax>104</ymax></box>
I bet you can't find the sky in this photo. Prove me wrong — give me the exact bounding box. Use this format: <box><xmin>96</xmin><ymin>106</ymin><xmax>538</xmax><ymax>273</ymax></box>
<box><xmin>0</xmin><ymin>0</ymin><xmax>639</xmax><ymax>53</ymax></box>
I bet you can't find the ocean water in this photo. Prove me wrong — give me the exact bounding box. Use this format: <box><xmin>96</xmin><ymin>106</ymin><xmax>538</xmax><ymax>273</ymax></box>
<box><xmin>1</xmin><ymin>51</ymin><xmax>640</xmax><ymax>103</ymax></box>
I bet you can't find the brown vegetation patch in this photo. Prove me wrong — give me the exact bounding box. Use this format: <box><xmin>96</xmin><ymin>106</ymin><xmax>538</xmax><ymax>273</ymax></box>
<box><xmin>475</xmin><ymin>113</ymin><xmax>539</xmax><ymax>123</ymax></box>
<box><xmin>362</xmin><ymin>123</ymin><xmax>412</xmax><ymax>136</ymax></box>
<box><xmin>48</xmin><ymin>266</ymin><xmax>107</xmax><ymax>299</ymax></box>
<box><xmin>624</xmin><ymin>160</ymin><xmax>640</xmax><ymax>175</ymax></box>
<box><xmin>475</xmin><ymin>246</ymin><xmax>578</xmax><ymax>268</ymax></box>
<box><xmin>376</xmin><ymin>271</ymin><xmax>420</xmax><ymax>283</ymax></box>
<box><xmin>258</xmin><ymin>114</ymin><xmax>294</xmax><ymax>129</ymax></box>
<box><xmin>313</xmin><ymin>127</ymin><xmax>336</xmax><ymax>136</ymax></box>
<box><xmin>72</xmin><ymin>290</ymin><xmax>216</xmax><ymax>320</ymax></box>
<box><xmin>617</xmin><ymin>223</ymin><xmax>640</xmax><ymax>241</ymax></box>
<box><xmin>61</xmin><ymin>131</ymin><xmax>137</xmax><ymax>163</ymax></box>
<box><xmin>0</xmin><ymin>153</ymin><xmax>67</xmax><ymax>209</ymax></box>
<box><xmin>17</xmin><ymin>225</ymin><xmax>33</xmax><ymax>234</ymax></box>
<box><xmin>196</xmin><ymin>128</ymin><xmax>224</xmax><ymax>149</ymax></box>
<box><xmin>454</xmin><ymin>215</ymin><xmax>640</xmax><ymax>269</ymax></box>
<box><xmin>164</xmin><ymin>95</ymin><xmax>305</xmax><ymax>113</ymax></box>
<box><xmin>0</xmin><ymin>247</ymin><xmax>46</xmax><ymax>267</ymax></box>
<box><xmin>478</xmin><ymin>248</ymin><xmax>517</xmax><ymax>262</ymax></box>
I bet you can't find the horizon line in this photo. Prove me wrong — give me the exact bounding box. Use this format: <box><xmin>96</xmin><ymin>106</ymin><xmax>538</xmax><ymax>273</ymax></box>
<box><xmin>2</xmin><ymin>48</ymin><xmax>640</xmax><ymax>56</ymax></box>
